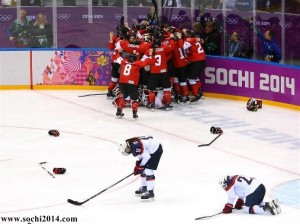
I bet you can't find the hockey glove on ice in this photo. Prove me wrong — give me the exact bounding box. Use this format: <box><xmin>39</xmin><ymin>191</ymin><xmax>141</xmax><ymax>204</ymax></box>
<box><xmin>235</xmin><ymin>198</ymin><xmax>244</xmax><ymax>210</ymax></box>
<box><xmin>223</xmin><ymin>203</ymin><xmax>233</xmax><ymax>213</ymax></box>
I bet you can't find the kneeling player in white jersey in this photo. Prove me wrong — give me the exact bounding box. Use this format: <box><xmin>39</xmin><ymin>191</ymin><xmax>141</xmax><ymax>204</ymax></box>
<box><xmin>118</xmin><ymin>136</ymin><xmax>163</xmax><ymax>201</ymax></box>
<box><xmin>219</xmin><ymin>175</ymin><xmax>281</xmax><ymax>215</ymax></box>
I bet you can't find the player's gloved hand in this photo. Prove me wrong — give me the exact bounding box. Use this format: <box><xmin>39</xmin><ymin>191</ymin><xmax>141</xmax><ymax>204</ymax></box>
<box><xmin>133</xmin><ymin>164</ymin><xmax>144</xmax><ymax>176</ymax></box>
<box><xmin>235</xmin><ymin>198</ymin><xmax>244</xmax><ymax>210</ymax></box>
<box><xmin>136</xmin><ymin>160</ymin><xmax>142</xmax><ymax>166</ymax></box>
<box><xmin>223</xmin><ymin>203</ymin><xmax>233</xmax><ymax>214</ymax></box>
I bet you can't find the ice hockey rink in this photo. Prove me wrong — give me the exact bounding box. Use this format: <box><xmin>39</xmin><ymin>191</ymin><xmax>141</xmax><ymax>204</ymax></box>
<box><xmin>0</xmin><ymin>90</ymin><xmax>299</xmax><ymax>224</ymax></box>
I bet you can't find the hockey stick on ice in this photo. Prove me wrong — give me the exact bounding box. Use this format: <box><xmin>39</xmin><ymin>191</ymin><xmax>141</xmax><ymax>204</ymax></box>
<box><xmin>195</xmin><ymin>208</ymin><xmax>236</xmax><ymax>220</ymax></box>
<box><xmin>195</xmin><ymin>211</ymin><xmax>223</xmax><ymax>220</ymax></box>
<box><xmin>67</xmin><ymin>172</ymin><xmax>134</xmax><ymax>206</ymax></box>
<box><xmin>39</xmin><ymin>162</ymin><xmax>55</xmax><ymax>178</ymax></box>
<box><xmin>198</xmin><ymin>133</ymin><xmax>222</xmax><ymax>147</ymax></box>
<box><xmin>78</xmin><ymin>93</ymin><xmax>106</xmax><ymax>97</ymax></box>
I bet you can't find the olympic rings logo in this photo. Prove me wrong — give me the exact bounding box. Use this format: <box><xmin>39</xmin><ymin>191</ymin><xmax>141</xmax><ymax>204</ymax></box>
<box><xmin>0</xmin><ymin>15</ymin><xmax>12</xmax><ymax>22</ymax></box>
<box><xmin>172</xmin><ymin>15</ymin><xmax>185</xmax><ymax>22</ymax></box>
<box><xmin>57</xmin><ymin>14</ymin><xmax>71</xmax><ymax>21</ymax></box>
<box><xmin>114</xmin><ymin>14</ymin><xmax>123</xmax><ymax>20</ymax></box>
<box><xmin>226</xmin><ymin>18</ymin><xmax>239</xmax><ymax>25</ymax></box>
<box><xmin>279</xmin><ymin>22</ymin><xmax>292</xmax><ymax>29</ymax></box>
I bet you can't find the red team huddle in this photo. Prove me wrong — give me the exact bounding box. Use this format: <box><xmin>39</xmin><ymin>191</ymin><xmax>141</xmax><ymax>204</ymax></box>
<box><xmin>107</xmin><ymin>23</ymin><xmax>206</xmax><ymax>119</ymax></box>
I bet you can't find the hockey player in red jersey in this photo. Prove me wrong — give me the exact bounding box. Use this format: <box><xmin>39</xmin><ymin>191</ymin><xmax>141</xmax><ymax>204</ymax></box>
<box><xmin>183</xmin><ymin>29</ymin><xmax>206</xmax><ymax>103</ymax></box>
<box><xmin>219</xmin><ymin>175</ymin><xmax>281</xmax><ymax>215</ymax></box>
<box><xmin>114</xmin><ymin>51</ymin><xmax>155</xmax><ymax>119</ymax></box>
<box><xmin>118</xmin><ymin>136</ymin><xmax>163</xmax><ymax>201</ymax></box>
<box><xmin>171</xmin><ymin>31</ymin><xmax>190</xmax><ymax>103</ymax></box>
<box><xmin>107</xmin><ymin>25</ymin><xmax>129</xmax><ymax>98</ymax></box>
<box><xmin>144</xmin><ymin>35</ymin><xmax>175</xmax><ymax>111</ymax></box>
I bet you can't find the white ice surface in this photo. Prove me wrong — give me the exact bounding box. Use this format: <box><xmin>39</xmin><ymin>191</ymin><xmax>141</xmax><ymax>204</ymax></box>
<box><xmin>0</xmin><ymin>90</ymin><xmax>299</xmax><ymax>224</ymax></box>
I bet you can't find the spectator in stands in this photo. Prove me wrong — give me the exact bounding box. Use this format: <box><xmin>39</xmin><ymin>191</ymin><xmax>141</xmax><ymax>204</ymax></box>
<box><xmin>29</xmin><ymin>13</ymin><xmax>53</xmax><ymax>48</ymax></box>
<box><xmin>7</xmin><ymin>9</ymin><xmax>32</xmax><ymax>48</ymax></box>
<box><xmin>147</xmin><ymin>6</ymin><xmax>159</xmax><ymax>25</ymax></box>
<box><xmin>256</xmin><ymin>28</ymin><xmax>282</xmax><ymax>63</ymax></box>
<box><xmin>200</xmin><ymin>20</ymin><xmax>221</xmax><ymax>55</ymax></box>
<box><xmin>226</xmin><ymin>31</ymin><xmax>247</xmax><ymax>58</ymax></box>
<box><xmin>285</xmin><ymin>0</ymin><xmax>300</xmax><ymax>14</ymax></box>
<box><xmin>196</xmin><ymin>0</ymin><xmax>222</xmax><ymax>9</ymax></box>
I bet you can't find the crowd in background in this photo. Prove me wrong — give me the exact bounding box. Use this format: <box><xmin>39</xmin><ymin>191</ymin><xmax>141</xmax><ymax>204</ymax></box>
<box><xmin>6</xmin><ymin>9</ymin><xmax>53</xmax><ymax>48</ymax></box>
<box><xmin>0</xmin><ymin>1</ymin><xmax>299</xmax><ymax>14</ymax></box>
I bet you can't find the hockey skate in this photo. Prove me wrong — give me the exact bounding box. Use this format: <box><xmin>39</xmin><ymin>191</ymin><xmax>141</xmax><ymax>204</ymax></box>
<box><xmin>174</xmin><ymin>94</ymin><xmax>182</xmax><ymax>104</ymax></box>
<box><xmin>190</xmin><ymin>93</ymin><xmax>205</xmax><ymax>104</ymax></box>
<box><xmin>264</xmin><ymin>201</ymin><xmax>279</xmax><ymax>215</ymax></box>
<box><xmin>133</xmin><ymin>110</ymin><xmax>138</xmax><ymax>119</ymax></box>
<box><xmin>135</xmin><ymin>186</ymin><xmax>147</xmax><ymax>196</ymax></box>
<box><xmin>141</xmin><ymin>190</ymin><xmax>155</xmax><ymax>201</ymax></box>
<box><xmin>181</xmin><ymin>96</ymin><xmax>189</xmax><ymax>103</ymax></box>
<box><xmin>165</xmin><ymin>103</ymin><xmax>173</xmax><ymax>111</ymax></box>
<box><xmin>116</xmin><ymin>109</ymin><xmax>124</xmax><ymax>118</ymax></box>
<box><xmin>272</xmin><ymin>199</ymin><xmax>281</xmax><ymax>214</ymax></box>
<box><xmin>107</xmin><ymin>90</ymin><xmax>115</xmax><ymax>98</ymax></box>
<box><xmin>147</xmin><ymin>103</ymin><xmax>155</xmax><ymax>112</ymax></box>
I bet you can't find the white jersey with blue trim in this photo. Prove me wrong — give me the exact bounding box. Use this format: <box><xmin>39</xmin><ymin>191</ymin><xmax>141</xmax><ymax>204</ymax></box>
<box><xmin>128</xmin><ymin>136</ymin><xmax>160</xmax><ymax>166</ymax></box>
<box><xmin>225</xmin><ymin>175</ymin><xmax>262</xmax><ymax>204</ymax></box>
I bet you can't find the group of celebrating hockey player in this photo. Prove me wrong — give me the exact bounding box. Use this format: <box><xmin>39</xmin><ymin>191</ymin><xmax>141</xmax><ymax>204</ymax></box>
<box><xmin>107</xmin><ymin>20</ymin><xmax>206</xmax><ymax>119</ymax></box>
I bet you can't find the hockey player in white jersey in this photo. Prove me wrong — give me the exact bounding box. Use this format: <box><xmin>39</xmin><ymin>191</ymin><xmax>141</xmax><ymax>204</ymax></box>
<box><xmin>118</xmin><ymin>136</ymin><xmax>163</xmax><ymax>201</ymax></box>
<box><xmin>219</xmin><ymin>175</ymin><xmax>281</xmax><ymax>215</ymax></box>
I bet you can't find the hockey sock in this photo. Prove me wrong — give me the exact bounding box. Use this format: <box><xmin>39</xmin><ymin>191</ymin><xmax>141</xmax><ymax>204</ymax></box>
<box><xmin>115</xmin><ymin>97</ymin><xmax>127</xmax><ymax>110</ymax></box>
<box><xmin>146</xmin><ymin>175</ymin><xmax>155</xmax><ymax>191</ymax></box>
<box><xmin>148</xmin><ymin>91</ymin><xmax>155</xmax><ymax>104</ymax></box>
<box><xmin>131</xmin><ymin>100</ymin><xmax>139</xmax><ymax>112</ymax></box>
<box><xmin>163</xmin><ymin>90</ymin><xmax>172</xmax><ymax>104</ymax></box>
<box><xmin>173</xmin><ymin>82</ymin><xmax>181</xmax><ymax>95</ymax></box>
<box><xmin>108</xmin><ymin>81</ymin><xmax>117</xmax><ymax>91</ymax></box>
<box><xmin>141</xmin><ymin>173</ymin><xmax>147</xmax><ymax>186</ymax></box>
<box><xmin>190</xmin><ymin>84</ymin><xmax>199</xmax><ymax>96</ymax></box>
<box><xmin>180</xmin><ymin>84</ymin><xmax>189</xmax><ymax>97</ymax></box>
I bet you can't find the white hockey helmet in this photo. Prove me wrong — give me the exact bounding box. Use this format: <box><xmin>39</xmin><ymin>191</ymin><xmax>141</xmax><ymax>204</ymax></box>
<box><xmin>118</xmin><ymin>141</ymin><xmax>130</xmax><ymax>156</ymax></box>
<box><xmin>219</xmin><ymin>175</ymin><xmax>230</xmax><ymax>190</ymax></box>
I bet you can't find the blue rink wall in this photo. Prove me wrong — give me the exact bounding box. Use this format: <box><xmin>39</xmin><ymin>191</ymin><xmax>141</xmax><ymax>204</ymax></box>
<box><xmin>0</xmin><ymin>48</ymin><xmax>299</xmax><ymax>111</ymax></box>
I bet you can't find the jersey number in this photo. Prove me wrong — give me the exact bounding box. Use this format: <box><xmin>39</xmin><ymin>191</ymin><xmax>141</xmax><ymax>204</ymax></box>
<box><xmin>154</xmin><ymin>55</ymin><xmax>161</xmax><ymax>66</ymax></box>
<box><xmin>237</xmin><ymin>176</ymin><xmax>254</xmax><ymax>185</ymax></box>
<box><xmin>123</xmin><ymin>64</ymin><xmax>132</xmax><ymax>76</ymax></box>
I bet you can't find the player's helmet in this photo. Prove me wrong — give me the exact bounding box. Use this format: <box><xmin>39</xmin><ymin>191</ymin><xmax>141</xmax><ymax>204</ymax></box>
<box><xmin>219</xmin><ymin>175</ymin><xmax>230</xmax><ymax>190</ymax></box>
<box><xmin>128</xmin><ymin>54</ymin><xmax>137</xmax><ymax>63</ymax></box>
<box><xmin>116</xmin><ymin>25</ymin><xmax>129</xmax><ymax>39</ymax></box>
<box><xmin>118</xmin><ymin>141</ymin><xmax>130</xmax><ymax>156</ymax></box>
<box><xmin>142</xmin><ymin>33</ymin><xmax>152</xmax><ymax>43</ymax></box>
<box><xmin>152</xmin><ymin>38</ymin><xmax>161</xmax><ymax>48</ymax></box>
<box><xmin>247</xmin><ymin>98</ymin><xmax>258</xmax><ymax>111</ymax></box>
<box><xmin>186</xmin><ymin>29</ymin><xmax>196</xmax><ymax>37</ymax></box>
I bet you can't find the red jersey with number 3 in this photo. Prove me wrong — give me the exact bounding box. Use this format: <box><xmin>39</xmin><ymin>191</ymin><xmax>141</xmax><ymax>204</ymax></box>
<box><xmin>144</xmin><ymin>45</ymin><xmax>174</xmax><ymax>74</ymax></box>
